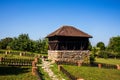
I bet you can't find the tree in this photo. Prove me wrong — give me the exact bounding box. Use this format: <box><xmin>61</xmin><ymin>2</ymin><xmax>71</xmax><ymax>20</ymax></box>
<box><xmin>9</xmin><ymin>37</ymin><xmax>19</xmax><ymax>50</ymax></box>
<box><xmin>9</xmin><ymin>34</ymin><xmax>31</xmax><ymax>51</ymax></box>
<box><xmin>107</xmin><ymin>36</ymin><xmax>120</xmax><ymax>58</ymax></box>
<box><xmin>96</xmin><ymin>42</ymin><xmax>105</xmax><ymax>50</ymax></box>
<box><xmin>0</xmin><ymin>37</ymin><xmax>13</xmax><ymax>49</ymax></box>
<box><xmin>88</xmin><ymin>41</ymin><xmax>92</xmax><ymax>51</ymax></box>
<box><xmin>0</xmin><ymin>33</ymin><xmax>49</xmax><ymax>54</ymax></box>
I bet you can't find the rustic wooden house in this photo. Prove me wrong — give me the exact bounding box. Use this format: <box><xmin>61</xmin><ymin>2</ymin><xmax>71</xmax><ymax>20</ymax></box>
<box><xmin>46</xmin><ymin>26</ymin><xmax>92</xmax><ymax>63</ymax></box>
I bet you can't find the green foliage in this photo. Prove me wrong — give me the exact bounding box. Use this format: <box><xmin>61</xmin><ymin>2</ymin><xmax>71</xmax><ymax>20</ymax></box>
<box><xmin>0</xmin><ymin>37</ymin><xmax>13</xmax><ymax>49</ymax></box>
<box><xmin>107</xmin><ymin>36</ymin><xmax>120</xmax><ymax>58</ymax></box>
<box><xmin>89</xmin><ymin>54</ymin><xmax>95</xmax><ymax>64</ymax></box>
<box><xmin>96</xmin><ymin>42</ymin><xmax>105</xmax><ymax>50</ymax></box>
<box><xmin>108</xmin><ymin>36</ymin><xmax>120</xmax><ymax>53</ymax></box>
<box><xmin>88</xmin><ymin>41</ymin><xmax>92</xmax><ymax>51</ymax></box>
<box><xmin>2</xmin><ymin>33</ymin><xmax>49</xmax><ymax>54</ymax></box>
<box><xmin>98</xmin><ymin>51</ymin><xmax>109</xmax><ymax>59</ymax></box>
<box><xmin>97</xmin><ymin>50</ymin><xmax>119</xmax><ymax>59</ymax></box>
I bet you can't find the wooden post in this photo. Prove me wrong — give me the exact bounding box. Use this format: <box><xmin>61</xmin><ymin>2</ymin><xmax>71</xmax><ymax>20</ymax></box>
<box><xmin>32</xmin><ymin>67</ymin><xmax>38</xmax><ymax>75</ymax></box>
<box><xmin>58</xmin><ymin>65</ymin><xmax>62</xmax><ymax>71</ymax></box>
<box><xmin>98</xmin><ymin>64</ymin><xmax>102</xmax><ymax>68</ymax></box>
<box><xmin>34</xmin><ymin>57</ymin><xmax>38</xmax><ymax>63</ymax></box>
<box><xmin>77</xmin><ymin>78</ymin><xmax>84</xmax><ymax>80</ymax></box>
<box><xmin>116</xmin><ymin>64</ymin><xmax>120</xmax><ymax>70</ymax></box>
<box><xmin>77</xmin><ymin>61</ymin><xmax>82</xmax><ymax>66</ymax></box>
<box><xmin>20</xmin><ymin>52</ymin><xmax>22</xmax><ymax>56</ymax></box>
<box><xmin>5</xmin><ymin>51</ymin><xmax>8</xmax><ymax>55</ymax></box>
<box><xmin>0</xmin><ymin>57</ymin><xmax>3</xmax><ymax>62</ymax></box>
<box><xmin>32</xmin><ymin>61</ymin><xmax>36</xmax><ymax>67</ymax></box>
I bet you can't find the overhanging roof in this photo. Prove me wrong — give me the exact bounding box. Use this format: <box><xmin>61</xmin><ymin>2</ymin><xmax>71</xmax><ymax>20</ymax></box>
<box><xmin>46</xmin><ymin>25</ymin><xmax>92</xmax><ymax>38</ymax></box>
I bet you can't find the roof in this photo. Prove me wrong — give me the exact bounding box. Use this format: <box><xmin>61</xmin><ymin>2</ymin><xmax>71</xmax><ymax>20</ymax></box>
<box><xmin>46</xmin><ymin>25</ymin><xmax>92</xmax><ymax>38</ymax></box>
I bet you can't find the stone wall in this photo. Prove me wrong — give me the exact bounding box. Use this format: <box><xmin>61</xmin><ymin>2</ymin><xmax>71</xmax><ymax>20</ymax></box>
<box><xmin>48</xmin><ymin>50</ymin><xmax>90</xmax><ymax>63</ymax></box>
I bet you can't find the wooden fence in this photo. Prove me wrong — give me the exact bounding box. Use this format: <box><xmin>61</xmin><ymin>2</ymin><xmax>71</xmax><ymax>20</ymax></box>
<box><xmin>0</xmin><ymin>51</ymin><xmax>35</xmax><ymax>57</ymax></box>
<box><xmin>55</xmin><ymin>60</ymin><xmax>120</xmax><ymax>70</ymax></box>
<box><xmin>82</xmin><ymin>62</ymin><xmax>118</xmax><ymax>69</ymax></box>
<box><xmin>0</xmin><ymin>57</ymin><xmax>34</xmax><ymax>66</ymax></box>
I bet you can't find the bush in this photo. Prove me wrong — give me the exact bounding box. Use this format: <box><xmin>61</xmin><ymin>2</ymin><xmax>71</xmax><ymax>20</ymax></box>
<box><xmin>98</xmin><ymin>51</ymin><xmax>113</xmax><ymax>59</ymax></box>
<box><xmin>89</xmin><ymin>54</ymin><xmax>95</xmax><ymax>65</ymax></box>
<box><xmin>116</xmin><ymin>52</ymin><xmax>120</xmax><ymax>59</ymax></box>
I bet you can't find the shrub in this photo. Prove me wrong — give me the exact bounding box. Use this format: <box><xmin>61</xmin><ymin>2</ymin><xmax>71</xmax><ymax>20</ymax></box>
<box><xmin>89</xmin><ymin>54</ymin><xmax>95</xmax><ymax>65</ymax></box>
<box><xmin>98</xmin><ymin>51</ymin><xmax>112</xmax><ymax>59</ymax></box>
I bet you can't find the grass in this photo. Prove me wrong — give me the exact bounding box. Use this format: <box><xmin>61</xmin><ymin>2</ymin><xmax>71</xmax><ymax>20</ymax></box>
<box><xmin>38</xmin><ymin>66</ymin><xmax>51</xmax><ymax>80</ymax></box>
<box><xmin>63</xmin><ymin>65</ymin><xmax>120</xmax><ymax>80</ymax></box>
<box><xmin>50</xmin><ymin>63</ymin><xmax>69</xmax><ymax>80</ymax></box>
<box><xmin>95</xmin><ymin>58</ymin><xmax>120</xmax><ymax>65</ymax></box>
<box><xmin>0</xmin><ymin>66</ymin><xmax>37</xmax><ymax>80</ymax></box>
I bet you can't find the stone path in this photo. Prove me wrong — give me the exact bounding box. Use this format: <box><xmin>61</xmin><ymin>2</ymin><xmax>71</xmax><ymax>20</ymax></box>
<box><xmin>41</xmin><ymin>59</ymin><xmax>65</xmax><ymax>80</ymax></box>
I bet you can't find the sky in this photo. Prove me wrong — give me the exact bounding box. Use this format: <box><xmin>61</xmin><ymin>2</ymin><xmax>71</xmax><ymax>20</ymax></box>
<box><xmin>0</xmin><ymin>0</ymin><xmax>120</xmax><ymax>46</ymax></box>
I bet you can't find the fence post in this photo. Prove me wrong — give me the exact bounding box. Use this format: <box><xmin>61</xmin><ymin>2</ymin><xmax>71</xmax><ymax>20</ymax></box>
<box><xmin>77</xmin><ymin>78</ymin><xmax>84</xmax><ymax>80</ymax></box>
<box><xmin>0</xmin><ymin>57</ymin><xmax>3</xmax><ymax>62</ymax></box>
<box><xmin>32</xmin><ymin>61</ymin><xmax>36</xmax><ymax>67</ymax></box>
<box><xmin>20</xmin><ymin>52</ymin><xmax>22</xmax><ymax>56</ymax></box>
<box><xmin>34</xmin><ymin>57</ymin><xmax>38</xmax><ymax>63</ymax></box>
<box><xmin>32</xmin><ymin>67</ymin><xmax>38</xmax><ymax>75</ymax></box>
<box><xmin>77</xmin><ymin>61</ymin><xmax>82</xmax><ymax>66</ymax></box>
<box><xmin>116</xmin><ymin>64</ymin><xmax>120</xmax><ymax>70</ymax></box>
<box><xmin>5</xmin><ymin>51</ymin><xmax>8</xmax><ymax>55</ymax></box>
<box><xmin>58</xmin><ymin>65</ymin><xmax>62</xmax><ymax>71</ymax></box>
<box><xmin>98</xmin><ymin>64</ymin><xmax>102</xmax><ymax>68</ymax></box>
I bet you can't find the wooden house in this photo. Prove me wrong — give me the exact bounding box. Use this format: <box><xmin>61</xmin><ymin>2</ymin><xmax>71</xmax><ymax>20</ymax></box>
<box><xmin>46</xmin><ymin>26</ymin><xmax>92</xmax><ymax>63</ymax></box>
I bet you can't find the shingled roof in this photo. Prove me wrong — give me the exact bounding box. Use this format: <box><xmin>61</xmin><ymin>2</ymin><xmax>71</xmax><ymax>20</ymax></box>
<box><xmin>46</xmin><ymin>26</ymin><xmax>92</xmax><ymax>38</ymax></box>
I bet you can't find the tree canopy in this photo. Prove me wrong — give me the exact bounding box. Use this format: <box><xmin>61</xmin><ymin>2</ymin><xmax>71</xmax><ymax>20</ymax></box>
<box><xmin>0</xmin><ymin>37</ymin><xmax>13</xmax><ymax>49</ymax></box>
<box><xmin>0</xmin><ymin>34</ymin><xmax>48</xmax><ymax>54</ymax></box>
<box><xmin>108</xmin><ymin>36</ymin><xmax>120</xmax><ymax>53</ymax></box>
<box><xmin>96</xmin><ymin>42</ymin><xmax>105</xmax><ymax>50</ymax></box>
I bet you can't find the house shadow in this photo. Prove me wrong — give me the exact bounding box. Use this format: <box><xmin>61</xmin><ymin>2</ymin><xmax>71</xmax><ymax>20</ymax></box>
<box><xmin>0</xmin><ymin>66</ymin><xmax>30</xmax><ymax>75</ymax></box>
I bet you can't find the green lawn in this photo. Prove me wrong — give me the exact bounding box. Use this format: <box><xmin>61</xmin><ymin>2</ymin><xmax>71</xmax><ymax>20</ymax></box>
<box><xmin>95</xmin><ymin>58</ymin><xmax>120</xmax><ymax>65</ymax></box>
<box><xmin>0</xmin><ymin>66</ymin><xmax>37</xmax><ymax>80</ymax></box>
<box><xmin>63</xmin><ymin>65</ymin><xmax>120</xmax><ymax>80</ymax></box>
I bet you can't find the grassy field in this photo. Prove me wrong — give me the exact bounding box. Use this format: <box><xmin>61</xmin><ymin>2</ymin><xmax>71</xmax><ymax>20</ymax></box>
<box><xmin>63</xmin><ymin>65</ymin><xmax>120</xmax><ymax>80</ymax></box>
<box><xmin>95</xmin><ymin>58</ymin><xmax>120</xmax><ymax>65</ymax></box>
<box><xmin>0</xmin><ymin>66</ymin><xmax>37</xmax><ymax>80</ymax></box>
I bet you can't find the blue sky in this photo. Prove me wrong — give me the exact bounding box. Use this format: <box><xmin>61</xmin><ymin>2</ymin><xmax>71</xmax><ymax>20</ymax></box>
<box><xmin>0</xmin><ymin>0</ymin><xmax>120</xmax><ymax>46</ymax></box>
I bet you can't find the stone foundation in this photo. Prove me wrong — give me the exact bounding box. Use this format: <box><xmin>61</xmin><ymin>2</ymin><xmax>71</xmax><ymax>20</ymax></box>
<box><xmin>48</xmin><ymin>50</ymin><xmax>90</xmax><ymax>63</ymax></box>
